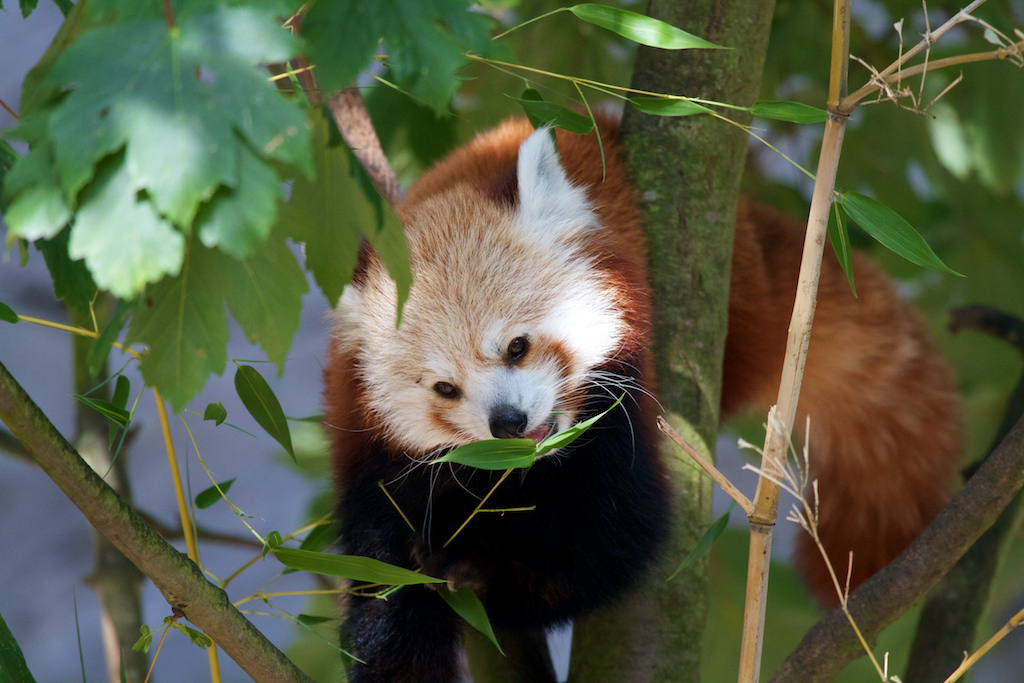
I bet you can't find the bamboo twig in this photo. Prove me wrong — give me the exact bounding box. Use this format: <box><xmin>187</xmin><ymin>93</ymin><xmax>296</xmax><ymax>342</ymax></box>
<box><xmin>658</xmin><ymin>416</ymin><xmax>754</xmax><ymax>516</ymax></box>
<box><xmin>736</xmin><ymin>0</ymin><xmax>852</xmax><ymax>680</ymax></box>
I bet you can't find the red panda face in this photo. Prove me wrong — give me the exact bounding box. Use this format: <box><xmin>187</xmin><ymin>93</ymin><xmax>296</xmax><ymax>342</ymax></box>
<box><xmin>331</xmin><ymin>129</ymin><xmax>629</xmax><ymax>456</ymax></box>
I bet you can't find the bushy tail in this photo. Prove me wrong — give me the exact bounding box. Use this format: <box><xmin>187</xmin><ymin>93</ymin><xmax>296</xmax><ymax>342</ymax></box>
<box><xmin>724</xmin><ymin>199</ymin><xmax>963</xmax><ymax>606</ymax></box>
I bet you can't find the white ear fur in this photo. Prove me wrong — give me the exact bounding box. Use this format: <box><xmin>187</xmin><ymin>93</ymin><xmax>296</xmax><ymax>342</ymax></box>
<box><xmin>516</xmin><ymin>127</ymin><xmax>596</xmax><ymax>241</ymax></box>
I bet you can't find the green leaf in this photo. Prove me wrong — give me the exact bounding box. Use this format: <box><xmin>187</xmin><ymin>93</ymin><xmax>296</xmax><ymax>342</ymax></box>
<box><xmin>132</xmin><ymin>624</ymin><xmax>152</xmax><ymax>654</ymax></box>
<box><xmin>296</xmin><ymin>614</ymin><xmax>335</xmax><ymax>627</ymax></box>
<box><xmin>37</xmin><ymin>226</ymin><xmax>98</xmax><ymax>312</ymax></box>
<box><xmin>203</xmin><ymin>402</ymin><xmax>227</xmax><ymax>426</ymax></box>
<box><xmin>194</xmin><ymin>478</ymin><xmax>236</xmax><ymax>509</ymax></box>
<box><xmin>750</xmin><ymin>100</ymin><xmax>827</xmax><ymax>124</ymax></box>
<box><xmin>0</xmin><ymin>139</ymin><xmax>19</xmax><ymax>203</ymax></box>
<box><xmin>18</xmin><ymin>0</ymin><xmax>38</xmax><ymax>18</ymax></box>
<box><xmin>234</xmin><ymin>364</ymin><xmax>294</xmax><ymax>461</ymax></box>
<box><xmin>305</xmin><ymin>0</ymin><xmax>496</xmax><ymax>113</ymax></box>
<box><xmin>263</xmin><ymin>530</ymin><xmax>284</xmax><ymax>559</ymax></box>
<box><xmin>0</xmin><ymin>610</ymin><xmax>38</xmax><ymax>683</ymax></box>
<box><xmin>279</xmin><ymin>110</ymin><xmax>411</xmax><ymax>310</ymax></box>
<box><xmin>124</xmin><ymin>241</ymin><xmax>230</xmax><ymax>411</ymax></box>
<box><xmin>169</xmin><ymin>621</ymin><xmax>212</xmax><ymax>650</ymax></box>
<box><xmin>221</xmin><ymin>237</ymin><xmax>307</xmax><ymax>372</ymax></box>
<box><xmin>299</xmin><ymin>523</ymin><xmax>340</xmax><ymax>553</ymax></box>
<box><xmin>109</xmin><ymin>374</ymin><xmax>131</xmax><ymax>447</ymax></box>
<box><xmin>511</xmin><ymin>96</ymin><xmax>594</xmax><ymax>134</ymax></box>
<box><xmin>195</xmin><ymin>142</ymin><xmax>283</xmax><ymax>259</ymax></box>
<box><xmin>43</xmin><ymin>7</ymin><xmax>310</xmax><ymax>225</ymax></box>
<box><xmin>71</xmin><ymin>395</ymin><xmax>131</xmax><ymax>427</ymax></box>
<box><xmin>0</xmin><ymin>302</ymin><xmax>18</xmax><ymax>324</ymax></box>
<box><xmin>1</xmin><ymin>137</ymin><xmax>72</xmax><ymax>242</ymax></box>
<box><xmin>838</xmin><ymin>192</ymin><xmax>962</xmax><ymax>276</ymax></box>
<box><xmin>433</xmin><ymin>439</ymin><xmax>538</xmax><ymax>470</ymax></box>
<box><xmin>568</xmin><ymin>4</ymin><xmax>727</xmax><ymax>50</ymax></box>
<box><xmin>272</xmin><ymin>547</ymin><xmax>445</xmax><ymax>585</ymax></box>
<box><xmin>68</xmin><ymin>157</ymin><xmax>184</xmax><ymax>299</ymax></box>
<box><xmin>827</xmin><ymin>200</ymin><xmax>856</xmax><ymax>296</ymax></box>
<box><xmin>438</xmin><ymin>586</ymin><xmax>503</xmax><ymax>655</ymax></box>
<box><xmin>534</xmin><ymin>394</ymin><xmax>624</xmax><ymax>456</ymax></box>
<box><xmin>628</xmin><ymin>97</ymin><xmax>712</xmax><ymax>118</ymax></box>
<box><xmin>111</xmin><ymin>374</ymin><xmax>130</xmax><ymax>410</ymax></box>
<box><xmin>87</xmin><ymin>299</ymin><xmax>133</xmax><ymax>377</ymax></box>
<box><xmin>668</xmin><ymin>500</ymin><xmax>735</xmax><ymax>580</ymax></box>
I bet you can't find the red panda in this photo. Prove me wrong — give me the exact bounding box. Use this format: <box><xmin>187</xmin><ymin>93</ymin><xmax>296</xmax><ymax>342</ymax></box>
<box><xmin>323</xmin><ymin>117</ymin><xmax>962</xmax><ymax>682</ymax></box>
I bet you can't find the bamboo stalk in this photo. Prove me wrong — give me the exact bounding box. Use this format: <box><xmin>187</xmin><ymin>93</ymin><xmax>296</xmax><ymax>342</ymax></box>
<box><xmin>735</xmin><ymin>1</ymin><xmax>851</xmax><ymax>681</ymax></box>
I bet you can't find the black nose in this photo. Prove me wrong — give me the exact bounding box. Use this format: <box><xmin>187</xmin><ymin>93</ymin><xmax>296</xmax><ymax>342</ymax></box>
<box><xmin>489</xmin><ymin>407</ymin><xmax>529</xmax><ymax>439</ymax></box>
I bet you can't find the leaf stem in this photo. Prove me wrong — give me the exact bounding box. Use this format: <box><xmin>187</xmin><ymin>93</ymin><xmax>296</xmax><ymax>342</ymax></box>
<box><xmin>491</xmin><ymin>7</ymin><xmax>570</xmax><ymax>41</ymax></box>
<box><xmin>443</xmin><ymin>468</ymin><xmax>513</xmax><ymax>548</ymax></box>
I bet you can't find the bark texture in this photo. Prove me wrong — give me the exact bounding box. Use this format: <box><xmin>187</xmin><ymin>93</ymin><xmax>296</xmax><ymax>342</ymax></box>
<box><xmin>567</xmin><ymin>1</ymin><xmax>776</xmax><ymax>681</ymax></box>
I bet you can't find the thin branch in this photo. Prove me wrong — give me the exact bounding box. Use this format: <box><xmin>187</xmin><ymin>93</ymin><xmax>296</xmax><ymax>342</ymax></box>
<box><xmin>769</xmin><ymin>411</ymin><xmax>1024</xmax><ymax>683</ymax></box>
<box><xmin>658</xmin><ymin>416</ymin><xmax>754</xmax><ymax>516</ymax></box>
<box><xmin>326</xmin><ymin>88</ymin><xmax>402</xmax><ymax>206</ymax></box>
<box><xmin>0</xmin><ymin>359</ymin><xmax>314</xmax><ymax>683</ymax></box>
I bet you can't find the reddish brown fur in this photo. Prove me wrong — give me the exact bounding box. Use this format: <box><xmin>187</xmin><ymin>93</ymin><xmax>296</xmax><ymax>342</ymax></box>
<box><xmin>325</xmin><ymin>117</ymin><xmax>963</xmax><ymax>607</ymax></box>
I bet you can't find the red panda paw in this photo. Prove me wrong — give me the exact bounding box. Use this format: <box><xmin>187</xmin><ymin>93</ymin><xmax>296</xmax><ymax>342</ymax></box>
<box><xmin>413</xmin><ymin>545</ymin><xmax>487</xmax><ymax>596</ymax></box>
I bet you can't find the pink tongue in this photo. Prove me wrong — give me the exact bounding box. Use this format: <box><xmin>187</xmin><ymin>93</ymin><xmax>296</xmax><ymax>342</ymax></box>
<box><xmin>525</xmin><ymin>424</ymin><xmax>551</xmax><ymax>444</ymax></box>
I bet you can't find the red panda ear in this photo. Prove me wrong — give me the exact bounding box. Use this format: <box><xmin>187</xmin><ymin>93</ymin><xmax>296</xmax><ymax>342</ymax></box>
<box><xmin>516</xmin><ymin>128</ymin><xmax>595</xmax><ymax>240</ymax></box>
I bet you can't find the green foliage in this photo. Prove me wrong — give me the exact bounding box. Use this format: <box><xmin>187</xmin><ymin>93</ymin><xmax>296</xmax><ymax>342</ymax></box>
<box><xmin>272</xmin><ymin>547</ymin><xmax>445</xmax><ymax>585</ymax></box>
<box><xmin>233</xmin><ymin>364</ymin><xmax>295</xmax><ymax>461</ymax></box>
<box><xmin>669</xmin><ymin>500</ymin><xmax>735</xmax><ymax>580</ymax></box>
<box><xmin>629</xmin><ymin>96</ymin><xmax>712</xmax><ymax>117</ymax></box>
<box><xmin>750</xmin><ymin>100</ymin><xmax>827</xmax><ymax>123</ymax></box>
<box><xmin>203</xmin><ymin>401</ymin><xmax>227</xmax><ymax>425</ymax></box>
<box><xmin>0</xmin><ymin>302</ymin><xmax>17</xmax><ymax>324</ymax></box>
<box><xmin>514</xmin><ymin>92</ymin><xmax>595</xmax><ymax>133</ymax></box>
<box><xmin>568</xmin><ymin>4</ymin><xmax>728</xmax><ymax>50</ymax></box>
<box><xmin>303</xmin><ymin>0</ymin><xmax>497</xmax><ymax>112</ymax></box>
<box><xmin>838</xmin><ymin>191</ymin><xmax>962</xmax><ymax>276</ymax></box>
<box><xmin>0</xmin><ymin>610</ymin><xmax>37</xmax><ymax>683</ymax></box>
<box><xmin>438</xmin><ymin>586</ymin><xmax>504</xmax><ymax>655</ymax></box>
<box><xmin>278</xmin><ymin>108</ymin><xmax>411</xmax><ymax>311</ymax></box>
<box><xmin>432</xmin><ymin>439</ymin><xmax>538</xmax><ymax>469</ymax></box>
<box><xmin>194</xmin><ymin>478</ymin><xmax>236</xmax><ymax>509</ymax></box>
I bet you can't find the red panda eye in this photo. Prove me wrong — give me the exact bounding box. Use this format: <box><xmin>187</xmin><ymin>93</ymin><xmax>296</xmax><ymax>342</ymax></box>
<box><xmin>507</xmin><ymin>337</ymin><xmax>529</xmax><ymax>362</ymax></box>
<box><xmin>433</xmin><ymin>382</ymin><xmax>460</xmax><ymax>399</ymax></box>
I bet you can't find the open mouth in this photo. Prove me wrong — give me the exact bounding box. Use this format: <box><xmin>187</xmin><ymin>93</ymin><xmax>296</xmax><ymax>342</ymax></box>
<box><xmin>524</xmin><ymin>422</ymin><xmax>554</xmax><ymax>445</ymax></box>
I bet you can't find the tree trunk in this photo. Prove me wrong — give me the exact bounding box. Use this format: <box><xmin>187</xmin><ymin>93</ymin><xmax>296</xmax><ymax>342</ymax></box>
<box><xmin>568</xmin><ymin>1</ymin><xmax>776</xmax><ymax>681</ymax></box>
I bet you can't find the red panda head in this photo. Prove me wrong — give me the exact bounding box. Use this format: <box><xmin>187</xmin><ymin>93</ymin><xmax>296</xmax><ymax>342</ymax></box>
<box><xmin>331</xmin><ymin>128</ymin><xmax>630</xmax><ymax>456</ymax></box>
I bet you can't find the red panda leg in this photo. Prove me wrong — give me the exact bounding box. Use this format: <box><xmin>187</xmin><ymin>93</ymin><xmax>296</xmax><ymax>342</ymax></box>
<box><xmin>344</xmin><ymin>587</ymin><xmax>463</xmax><ymax>683</ymax></box>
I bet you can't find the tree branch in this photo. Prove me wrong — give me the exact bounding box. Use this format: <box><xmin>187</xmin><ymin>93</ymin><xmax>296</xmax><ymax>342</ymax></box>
<box><xmin>0</xmin><ymin>359</ymin><xmax>314</xmax><ymax>683</ymax></box>
<box><xmin>768</xmin><ymin>410</ymin><xmax>1024</xmax><ymax>683</ymax></box>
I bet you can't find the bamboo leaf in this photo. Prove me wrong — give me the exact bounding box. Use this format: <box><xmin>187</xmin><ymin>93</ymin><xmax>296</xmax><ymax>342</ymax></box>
<box><xmin>194</xmin><ymin>478</ymin><xmax>236</xmax><ymax>509</ymax></box>
<box><xmin>629</xmin><ymin>97</ymin><xmax>712</xmax><ymax>118</ymax></box>
<box><xmin>827</xmin><ymin>200</ymin><xmax>856</xmax><ymax>296</ymax></box>
<box><xmin>534</xmin><ymin>394</ymin><xmax>624</xmax><ymax>456</ymax></box>
<box><xmin>838</xmin><ymin>192</ymin><xmax>962</xmax><ymax>276</ymax></box>
<box><xmin>0</xmin><ymin>302</ymin><xmax>18</xmax><ymax>324</ymax></box>
<box><xmin>750</xmin><ymin>100</ymin><xmax>827</xmax><ymax>123</ymax></box>
<box><xmin>510</xmin><ymin>95</ymin><xmax>594</xmax><ymax>134</ymax></box>
<box><xmin>272</xmin><ymin>547</ymin><xmax>445</xmax><ymax>585</ymax></box>
<box><xmin>296</xmin><ymin>614</ymin><xmax>335</xmax><ymax>626</ymax></box>
<box><xmin>568</xmin><ymin>4</ymin><xmax>727</xmax><ymax>50</ymax></box>
<box><xmin>299</xmin><ymin>523</ymin><xmax>340</xmax><ymax>553</ymax></box>
<box><xmin>668</xmin><ymin>500</ymin><xmax>735</xmax><ymax>580</ymax></box>
<box><xmin>234</xmin><ymin>364</ymin><xmax>294</xmax><ymax>461</ymax></box>
<box><xmin>433</xmin><ymin>439</ymin><xmax>537</xmax><ymax>470</ymax></box>
<box><xmin>71</xmin><ymin>395</ymin><xmax>130</xmax><ymax>427</ymax></box>
<box><xmin>439</xmin><ymin>586</ymin><xmax>504</xmax><ymax>655</ymax></box>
